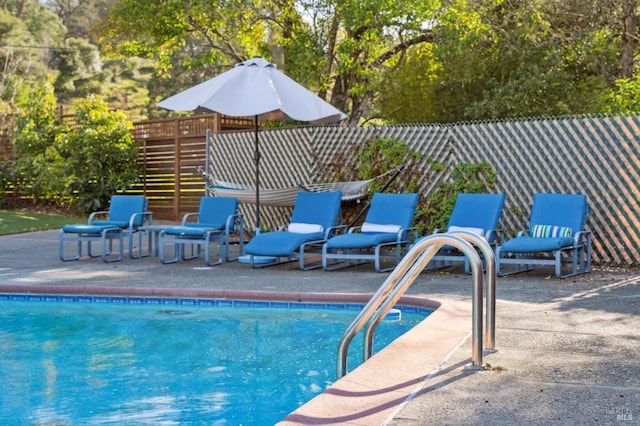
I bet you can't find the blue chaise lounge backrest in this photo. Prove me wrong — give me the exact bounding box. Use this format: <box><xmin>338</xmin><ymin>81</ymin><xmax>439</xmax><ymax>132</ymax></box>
<box><xmin>364</xmin><ymin>193</ymin><xmax>419</xmax><ymax>231</ymax></box>
<box><xmin>528</xmin><ymin>193</ymin><xmax>588</xmax><ymax>237</ymax></box>
<box><xmin>196</xmin><ymin>196</ymin><xmax>239</xmax><ymax>230</ymax></box>
<box><xmin>290</xmin><ymin>191</ymin><xmax>342</xmax><ymax>230</ymax></box>
<box><xmin>107</xmin><ymin>195</ymin><xmax>147</xmax><ymax>228</ymax></box>
<box><xmin>448</xmin><ymin>193</ymin><xmax>506</xmax><ymax>242</ymax></box>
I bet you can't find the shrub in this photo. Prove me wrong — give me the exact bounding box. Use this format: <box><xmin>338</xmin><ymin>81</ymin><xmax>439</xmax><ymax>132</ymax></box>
<box><xmin>12</xmin><ymin>83</ymin><xmax>140</xmax><ymax>212</ymax></box>
<box><xmin>341</xmin><ymin>136</ymin><xmax>423</xmax><ymax>225</ymax></box>
<box><xmin>418</xmin><ymin>162</ymin><xmax>498</xmax><ymax>232</ymax></box>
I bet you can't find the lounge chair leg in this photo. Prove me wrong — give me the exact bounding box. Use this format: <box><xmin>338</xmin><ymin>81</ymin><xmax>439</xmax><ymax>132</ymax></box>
<box><xmin>204</xmin><ymin>233</ymin><xmax>223</xmax><ymax>266</ymax></box>
<box><xmin>59</xmin><ymin>230</ymin><xmax>83</xmax><ymax>261</ymax></box>
<box><xmin>59</xmin><ymin>229</ymin><xmax>122</xmax><ymax>263</ymax></box>
<box><xmin>130</xmin><ymin>229</ymin><xmax>152</xmax><ymax>259</ymax></box>
<box><xmin>101</xmin><ymin>229</ymin><xmax>123</xmax><ymax>263</ymax></box>
<box><xmin>180</xmin><ymin>243</ymin><xmax>201</xmax><ymax>261</ymax></box>
<box><xmin>159</xmin><ymin>240</ymin><xmax>180</xmax><ymax>264</ymax></box>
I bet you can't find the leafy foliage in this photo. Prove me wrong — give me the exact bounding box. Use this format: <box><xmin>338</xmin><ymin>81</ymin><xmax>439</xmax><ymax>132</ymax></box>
<box><xmin>52</xmin><ymin>37</ymin><xmax>103</xmax><ymax>100</ymax></box>
<box><xmin>11</xmin><ymin>80</ymin><xmax>64</xmax><ymax>203</ymax></box>
<box><xmin>337</xmin><ymin>136</ymin><xmax>424</xmax><ymax>225</ymax></box>
<box><xmin>419</xmin><ymin>162</ymin><xmax>498</xmax><ymax>232</ymax></box>
<box><xmin>378</xmin><ymin>0</ymin><xmax>631</xmax><ymax>123</ymax></box>
<box><xmin>3</xmin><ymin>0</ymin><xmax>640</xmax><ymax>125</ymax></box>
<box><xmin>355</xmin><ymin>137</ymin><xmax>422</xmax><ymax>193</ymax></box>
<box><xmin>98</xmin><ymin>0</ymin><xmax>443</xmax><ymax>123</ymax></box>
<box><xmin>0</xmin><ymin>3</ymin><xmax>65</xmax><ymax>112</ymax></box>
<box><xmin>12</xmin><ymin>83</ymin><xmax>140</xmax><ymax>212</ymax></box>
<box><xmin>62</xmin><ymin>95</ymin><xmax>141</xmax><ymax>211</ymax></box>
<box><xmin>599</xmin><ymin>75</ymin><xmax>640</xmax><ymax>114</ymax></box>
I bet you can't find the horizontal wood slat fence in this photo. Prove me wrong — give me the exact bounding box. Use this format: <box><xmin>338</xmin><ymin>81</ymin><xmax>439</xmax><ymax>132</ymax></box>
<box><xmin>129</xmin><ymin>114</ymin><xmax>254</xmax><ymax>220</ymax></box>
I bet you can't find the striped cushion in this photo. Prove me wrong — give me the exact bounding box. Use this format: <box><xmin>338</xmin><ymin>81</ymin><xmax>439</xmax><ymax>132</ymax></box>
<box><xmin>531</xmin><ymin>224</ymin><xmax>572</xmax><ymax>238</ymax></box>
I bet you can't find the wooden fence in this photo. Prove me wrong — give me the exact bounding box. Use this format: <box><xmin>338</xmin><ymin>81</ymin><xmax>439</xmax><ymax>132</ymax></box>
<box><xmin>0</xmin><ymin>112</ymin><xmax>253</xmax><ymax>220</ymax></box>
<box><xmin>129</xmin><ymin>114</ymin><xmax>254</xmax><ymax>220</ymax></box>
<box><xmin>3</xmin><ymin>111</ymin><xmax>640</xmax><ymax>265</ymax></box>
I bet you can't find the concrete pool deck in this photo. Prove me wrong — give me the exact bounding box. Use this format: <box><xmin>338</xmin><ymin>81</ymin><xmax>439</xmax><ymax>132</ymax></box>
<box><xmin>0</xmin><ymin>229</ymin><xmax>638</xmax><ymax>425</ymax></box>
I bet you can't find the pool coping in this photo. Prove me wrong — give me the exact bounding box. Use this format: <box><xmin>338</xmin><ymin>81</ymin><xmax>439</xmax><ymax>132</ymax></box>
<box><xmin>279</xmin><ymin>296</ymin><xmax>472</xmax><ymax>425</ymax></box>
<box><xmin>0</xmin><ymin>284</ymin><xmax>472</xmax><ymax>425</ymax></box>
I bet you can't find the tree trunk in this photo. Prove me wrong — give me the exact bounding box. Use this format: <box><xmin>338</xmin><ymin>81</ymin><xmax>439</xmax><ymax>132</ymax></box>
<box><xmin>319</xmin><ymin>13</ymin><xmax>340</xmax><ymax>102</ymax></box>
<box><xmin>621</xmin><ymin>0</ymin><xmax>637</xmax><ymax>79</ymax></box>
<box><xmin>330</xmin><ymin>73</ymin><xmax>350</xmax><ymax>117</ymax></box>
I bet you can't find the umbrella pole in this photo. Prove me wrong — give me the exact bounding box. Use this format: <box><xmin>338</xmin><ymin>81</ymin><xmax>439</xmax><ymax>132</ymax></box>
<box><xmin>254</xmin><ymin>115</ymin><xmax>261</xmax><ymax>233</ymax></box>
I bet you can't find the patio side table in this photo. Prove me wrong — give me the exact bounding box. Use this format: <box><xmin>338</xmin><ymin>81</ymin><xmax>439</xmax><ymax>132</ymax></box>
<box><xmin>136</xmin><ymin>225</ymin><xmax>167</xmax><ymax>258</ymax></box>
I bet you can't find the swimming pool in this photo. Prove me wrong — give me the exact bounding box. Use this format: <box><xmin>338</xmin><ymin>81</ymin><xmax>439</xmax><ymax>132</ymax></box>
<box><xmin>0</xmin><ymin>294</ymin><xmax>431</xmax><ymax>425</ymax></box>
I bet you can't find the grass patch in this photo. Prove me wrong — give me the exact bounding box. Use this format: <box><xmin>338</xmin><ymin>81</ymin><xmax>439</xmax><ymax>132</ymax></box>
<box><xmin>0</xmin><ymin>209</ymin><xmax>82</xmax><ymax>236</ymax></box>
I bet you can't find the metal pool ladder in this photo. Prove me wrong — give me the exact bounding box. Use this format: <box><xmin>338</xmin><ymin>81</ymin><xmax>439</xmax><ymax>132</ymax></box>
<box><xmin>336</xmin><ymin>231</ymin><xmax>497</xmax><ymax>378</ymax></box>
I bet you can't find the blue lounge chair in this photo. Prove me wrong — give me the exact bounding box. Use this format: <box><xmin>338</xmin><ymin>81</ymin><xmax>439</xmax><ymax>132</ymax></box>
<box><xmin>158</xmin><ymin>196</ymin><xmax>243</xmax><ymax>266</ymax></box>
<box><xmin>322</xmin><ymin>192</ymin><xmax>419</xmax><ymax>272</ymax></box>
<box><xmin>495</xmin><ymin>193</ymin><xmax>592</xmax><ymax>278</ymax></box>
<box><xmin>242</xmin><ymin>191</ymin><xmax>343</xmax><ymax>269</ymax></box>
<box><xmin>59</xmin><ymin>195</ymin><xmax>152</xmax><ymax>262</ymax></box>
<box><xmin>426</xmin><ymin>193</ymin><xmax>505</xmax><ymax>273</ymax></box>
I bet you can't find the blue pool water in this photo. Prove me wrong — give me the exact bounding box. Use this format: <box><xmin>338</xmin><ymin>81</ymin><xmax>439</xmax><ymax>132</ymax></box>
<box><xmin>0</xmin><ymin>295</ymin><xmax>431</xmax><ymax>425</ymax></box>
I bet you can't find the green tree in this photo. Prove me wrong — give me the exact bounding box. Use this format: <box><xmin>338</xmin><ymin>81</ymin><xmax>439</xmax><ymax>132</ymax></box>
<box><xmin>12</xmin><ymin>83</ymin><xmax>140</xmax><ymax>212</ymax></box>
<box><xmin>98</xmin><ymin>0</ymin><xmax>446</xmax><ymax>123</ymax></box>
<box><xmin>43</xmin><ymin>0</ymin><xmax>115</xmax><ymax>43</ymax></box>
<box><xmin>297</xmin><ymin>0</ymin><xmax>441</xmax><ymax>123</ymax></box>
<box><xmin>379</xmin><ymin>0</ymin><xmax>634</xmax><ymax>123</ymax></box>
<box><xmin>52</xmin><ymin>37</ymin><xmax>103</xmax><ymax>101</ymax></box>
<box><xmin>0</xmin><ymin>2</ymin><xmax>65</xmax><ymax>112</ymax></box>
<box><xmin>597</xmin><ymin>75</ymin><xmax>640</xmax><ymax>114</ymax></box>
<box><xmin>61</xmin><ymin>95</ymin><xmax>141</xmax><ymax>211</ymax></box>
<box><xmin>97</xmin><ymin>0</ymin><xmax>270</xmax><ymax>118</ymax></box>
<box><xmin>12</xmin><ymin>80</ymin><xmax>65</xmax><ymax>203</ymax></box>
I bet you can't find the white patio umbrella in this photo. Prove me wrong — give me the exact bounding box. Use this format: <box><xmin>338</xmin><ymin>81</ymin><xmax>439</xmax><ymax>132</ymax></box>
<box><xmin>157</xmin><ymin>56</ymin><xmax>347</xmax><ymax>231</ymax></box>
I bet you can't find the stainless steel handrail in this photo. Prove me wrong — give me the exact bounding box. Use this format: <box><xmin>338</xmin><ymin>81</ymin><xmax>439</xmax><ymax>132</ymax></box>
<box><xmin>362</xmin><ymin>231</ymin><xmax>497</xmax><ymax>363</ymax></box>
<box><xmin>444</xmin><ymin>230</ymin><xmax>497</xmax><ymax>349</ymax></box>
<box><xmin>337</xmin><ymin>233</ymin><xmax>494</xmax><ymax>378</ymax></box>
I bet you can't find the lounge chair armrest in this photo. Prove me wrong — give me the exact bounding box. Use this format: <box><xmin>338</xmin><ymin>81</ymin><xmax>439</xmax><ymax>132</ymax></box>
<box><xmin>573</xmin><ymin>230</ymin><xmax>592</xmax><ymax>246</ymax></box>
<box><xmin>400</xmin><ymin>226</ymin><xmax>419</xmax><ymax>243</ymax></box>
<box><xmin>128</xmin><ymin>211</ymin><xmax>153</xmax><ymax>229</ymax></box>
<box><xmin>225</xmin><ymin>213</ymin><xmax>244</xmax><ymax>231</ymax></box>
<box><xmin>485</xmin><ymin>228</ymin><xmax>504</xmax><ymax>245</ymax></box>
<box><xmin>432</xmin><ymin>227</ymin><xmax>446</xmax><ymax>234</ymax></box>
<box><xmin>376</xmin><ymin>227</ymin><xmax>417</xmax><ymax>251</ymax></box>
<box><xmin>325</xmin><ymin>224</ymin><xmax>348</xmax><ymax>239</ymax></box>
<box><xmin>347</xmin><ymin>226</ymin><xmax>363</xmax><ymax>234</ymax></box>
<box><xmin>181</xmin><ymin>212</ymin><xmax>199</xmax><ymax>225</ymax></box>
<box><xmin>88</xmin><ymin>210</ymin><xmax>109</xmax><ymax>224</ymax></box>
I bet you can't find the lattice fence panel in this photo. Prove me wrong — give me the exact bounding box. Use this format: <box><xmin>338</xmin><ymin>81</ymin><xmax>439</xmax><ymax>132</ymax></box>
<box><xmin>451</xmin><ymin>116</ymin><xmax>640</xmax><ymax>265</ymax></box>
<box><xmin>209</xmin><ymin>127</ymin><xmax>316</xmax><ymax>231</ymax></box>
<box><xmin>209</xmin><ymin>116</ymin><xmax>640</xmax><ymax>264</ymax></box>
<box><xmin>209</xmin><ymin>124</ymin><xmax>453</xmax><ymax>233</ymax></box>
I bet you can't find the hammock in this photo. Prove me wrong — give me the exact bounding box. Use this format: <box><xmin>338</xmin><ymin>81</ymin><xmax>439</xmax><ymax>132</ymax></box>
<box><xmin>209</xmin><ymin>177</ymin><xmax>378</xmax><ymax>207</ymax></box>
<box><xmin>209</xmin><ymin>181</ymin><xmax>302</xmax><ymax>207</ymax></box>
